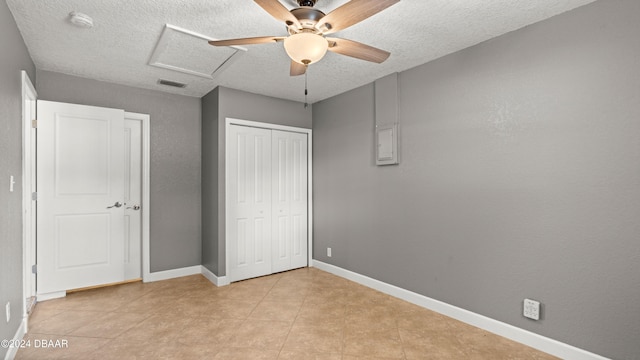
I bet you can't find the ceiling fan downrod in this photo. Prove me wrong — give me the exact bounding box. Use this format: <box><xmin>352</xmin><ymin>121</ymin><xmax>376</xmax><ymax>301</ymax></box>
<box><xmin>297</xmin><ymin>0</ymin><xmax>317</xmax><ymax>7</ymax></box>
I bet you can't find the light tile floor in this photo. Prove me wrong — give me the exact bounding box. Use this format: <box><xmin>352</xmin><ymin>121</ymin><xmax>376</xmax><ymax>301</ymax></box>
<box><xmin>16</xmin><ymin>268</ymin><xmax>557</xmax><ymax>359</ymax></box>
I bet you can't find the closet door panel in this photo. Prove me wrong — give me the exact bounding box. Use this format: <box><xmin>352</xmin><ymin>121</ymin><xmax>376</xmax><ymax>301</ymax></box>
<box><xmin>228</xmin><ymin>125</ymin><xmax>272</xmax><ymax>282</ymax></box>
<box><xmin>272</xmin><ymin>130</ymin><xmax>308</xmax><ymax>273</ymax></box>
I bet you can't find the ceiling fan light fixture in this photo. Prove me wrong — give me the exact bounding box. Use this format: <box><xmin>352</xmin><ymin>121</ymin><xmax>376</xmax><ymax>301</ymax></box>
<box><xmin>284</xmin><ymin>32</ymin><xmax>328</xmax><ymax>65</ymax></box>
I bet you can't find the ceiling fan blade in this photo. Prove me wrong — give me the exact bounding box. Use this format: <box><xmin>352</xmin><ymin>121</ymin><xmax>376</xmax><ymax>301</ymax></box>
<box><xmin>317</xmin><ymin>0</ymin><xmax>400</xmax><ymax>34</ymax></box>
<box><xmin>326</xmin><ymin>37</ymin><xmax>390</xmax><ymax>63</ymax></box>
<box><xmin>290</xmin><ymin>60</ymin><xmax>307</xmax><ymax>76</ymax></box>
<box><xmin>209</xmin><ymin>36</ymin><xmax>285</xmax><ymax>47</ymax></box>
<box><xmin>254</xmin><ymin>0</ymin><xmax>302</xmax><ymax>29</ymax></box>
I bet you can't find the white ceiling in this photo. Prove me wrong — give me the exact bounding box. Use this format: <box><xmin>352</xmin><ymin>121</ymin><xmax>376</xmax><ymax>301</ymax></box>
<box><xmin>7</xmin><ymin>0</ymin><xmax>596</xmax><ymax>103</ymax></box>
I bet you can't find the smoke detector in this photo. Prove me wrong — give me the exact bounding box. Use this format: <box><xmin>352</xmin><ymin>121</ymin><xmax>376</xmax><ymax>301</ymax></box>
<box><xmin>69</xmin><ymin>11</ymin><xmax>94</xmax><ymax>29</ymax></box>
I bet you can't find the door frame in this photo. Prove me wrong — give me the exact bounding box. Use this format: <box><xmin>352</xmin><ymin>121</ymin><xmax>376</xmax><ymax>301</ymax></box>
<box><xmin>22</xmin><ymin>96</ymin><xmax>151</xmax><ymax>302</ymax></box>
<box><xmin>124</xmin><ymin>112</ymin><xmax>151</xmax><ymax>282</ymax></box>
<box><xmin>21</xmin><ymin>71</ymin><xmax>37</xmax><ymax>327</ymax></box>
<box><xmin>225</xmin><ymin>117</ymin><xmax>313</xmax><ymax>281</ymax></box>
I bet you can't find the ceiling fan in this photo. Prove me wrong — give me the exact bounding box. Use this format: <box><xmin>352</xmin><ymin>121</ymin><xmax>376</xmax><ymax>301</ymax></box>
<box><xmin>209</xmin><ymin>0</ymin><xmax>400</xmax><ymax>76</ymax></box>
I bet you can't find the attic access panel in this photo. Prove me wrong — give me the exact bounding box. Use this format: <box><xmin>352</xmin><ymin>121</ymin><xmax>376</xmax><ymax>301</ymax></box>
<box><xmin>149</xmin><ymin>24</ymin><xmax>246</xmax><ymax>79</ymax></box>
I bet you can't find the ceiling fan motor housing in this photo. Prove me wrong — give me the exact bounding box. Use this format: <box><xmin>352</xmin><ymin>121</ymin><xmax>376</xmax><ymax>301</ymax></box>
<box><xmin>290</xmin><ymin>7</ymin><xmax>326</xmax><ymax>32</ymax></box>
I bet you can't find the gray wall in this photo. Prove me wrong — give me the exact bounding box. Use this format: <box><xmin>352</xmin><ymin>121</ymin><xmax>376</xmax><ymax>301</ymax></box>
<box><xmin>312</xmin><ymin>0</ymin><xmax>640</xmax><ymax>359</ymax></box>
<box><xmin>36</xmin><ymin>70</ymin><xmax>202</xmax><ymax>272</ymax></box>
<box><xmin>201</xmin><ymin>87</ymin><xmax>219</xmax><ymax>274</ymax></box>
<box><xmin>202</xmin><ymin>86</ymin><xmax>312</xmax><ymax>276</ymax></box>
<box><xmin>0</xmin><ymin>1</ymin><xmax>35</xmax><ymax>357</ymax></box>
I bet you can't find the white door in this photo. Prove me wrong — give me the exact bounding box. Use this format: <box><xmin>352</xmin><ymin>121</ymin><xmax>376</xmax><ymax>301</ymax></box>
<box><xmin>37</xmin><ymin>101</ymin><xmax>126</xmax><ymax>294</ymax></box>
<box><xmin>272</xmin><ymin>130</ymin><xmax>308</xmax><ymax>273</ymax></box>
<box><xmin>123</xmin><ymin>115</ymin><xmax>142</xmax><ymax>279</ymax></box>
<box><xmin>227</xmin><ymin>125</ymin><xmax>273</xmax><ymax>282</ymax></box>
<box><xmin>227</xmin><ymin>123</ymin><xmax>309</xmax><ymax>282</ymax></box>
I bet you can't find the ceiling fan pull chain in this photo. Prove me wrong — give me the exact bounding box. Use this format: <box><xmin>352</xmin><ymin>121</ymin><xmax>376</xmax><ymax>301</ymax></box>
<box><xmin>304</xmin><ymin>70</ymin><xmax>309</xmax><ymax>108</ymax></box>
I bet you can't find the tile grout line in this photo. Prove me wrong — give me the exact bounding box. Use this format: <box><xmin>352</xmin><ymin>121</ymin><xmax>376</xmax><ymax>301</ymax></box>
<box><xmin>229</xmin><ymin>272</ymin><xmax>285</xmax><ymax>356</ymax></box>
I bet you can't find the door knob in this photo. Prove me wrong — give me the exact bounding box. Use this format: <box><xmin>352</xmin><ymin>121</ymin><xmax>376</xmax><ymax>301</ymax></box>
<box><xmin>126</xmin><ymin>204</ymin><xmax>141</xmax><ymax>210</ymax></box>
<box><xmin>107</xmin><ymin>201</ymin><xmax>123</xmax><ymax>209</ymax></box>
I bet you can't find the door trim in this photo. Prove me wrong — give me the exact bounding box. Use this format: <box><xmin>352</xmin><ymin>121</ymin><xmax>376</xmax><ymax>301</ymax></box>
<box><xmin>21</xmin><ymin>71</ymin><xmax>37</xmax><ymax>327</ymax></box>
<box><xmin>225</xmin><ymin>118</ymin><xmax>313</xmax><ymax>281</ymax></box>
<box><xmin>124</xmin><ymin>112</ymin><xmax>151</xmax><ymax>283</ymax></box>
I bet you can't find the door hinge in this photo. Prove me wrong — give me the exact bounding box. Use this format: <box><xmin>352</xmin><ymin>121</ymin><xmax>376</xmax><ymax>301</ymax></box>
<box><xmin>31</xmin><ymin>119</ymin><xmax>37</xmax><ymax>128</ymax></box>
<box><xmin>31</xmin><ymin>264</ymin><xmax>37</xmax><ymax>274</ymax></box>
<box><xmin>31</xmin><ymin>192</ymin><xmax>37</xmax><ymax>201</ymax></box>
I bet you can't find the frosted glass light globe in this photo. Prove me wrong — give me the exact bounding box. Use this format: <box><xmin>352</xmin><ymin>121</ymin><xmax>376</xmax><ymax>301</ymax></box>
<box><xmin>284</xmin><ymin>33</ymin><xmax>328</xmax><ymax>65</ymax></box>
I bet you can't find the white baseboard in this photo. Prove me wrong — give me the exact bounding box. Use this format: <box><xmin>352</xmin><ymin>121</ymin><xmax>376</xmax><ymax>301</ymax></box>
<box><xmin>312</xmin><ymin>260</ymin><xmax>609</xmax><ymax>360</ymax></box>
<box><xmin>200</xmin><ymin>266</ymin><xmax>229</xmax><ymax>287</ymax></box>
<box><xmin>142</xmin><ymin>264</ymin><xmax>230</xmax><ymax>286</ymax></box>
<box><xmin>36</xmin><ymin>291</ymin><xmax>66</xmax><ymax>302</ymax></box>
<box><xmin>3</xmin><ymin>317</ymin><xmax>27</xmax><ymax>360</ymax></box>
<box><xmin>143</xmin><ymin>265</ymin><xmax>202</xmax><ymax>283</ymax></box>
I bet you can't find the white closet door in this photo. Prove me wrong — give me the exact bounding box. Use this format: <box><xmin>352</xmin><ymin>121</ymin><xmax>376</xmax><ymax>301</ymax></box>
<box><xmin>228</xmin><ymin>125</ymin><xmax>273</xmax><ymax>282</ymax></box>
<box><xmin>272</xmin><ymin>130</ymin><xmax>308</xmax><ymax>273</ymax></box>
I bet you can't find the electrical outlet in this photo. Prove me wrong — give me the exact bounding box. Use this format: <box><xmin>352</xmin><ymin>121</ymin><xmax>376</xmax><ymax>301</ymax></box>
<box><xmin>9</xmin><ymin>175</ymin><xmax>15</xmax><ymax>192</ymax></box>
<box><xmin>5</xmin><ymin>302</ymin><xmax>10</xmax><ymax>323</ymax></box>
<box><xmin>523</xmin><ymin>298</ymin><xmax>540</xmax><ymax>320</ymax></box>
<box><xmin>327</xmin><ymin>247</ymin><xmax>332</xmax><ymax>257</ymax></box>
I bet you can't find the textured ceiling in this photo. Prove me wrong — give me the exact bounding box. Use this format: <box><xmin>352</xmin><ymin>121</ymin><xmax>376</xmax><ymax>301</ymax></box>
<box><xmin>7</xmin><ymin>0</ymin><xmax>597</xmax><ymax>103</ymax></box>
